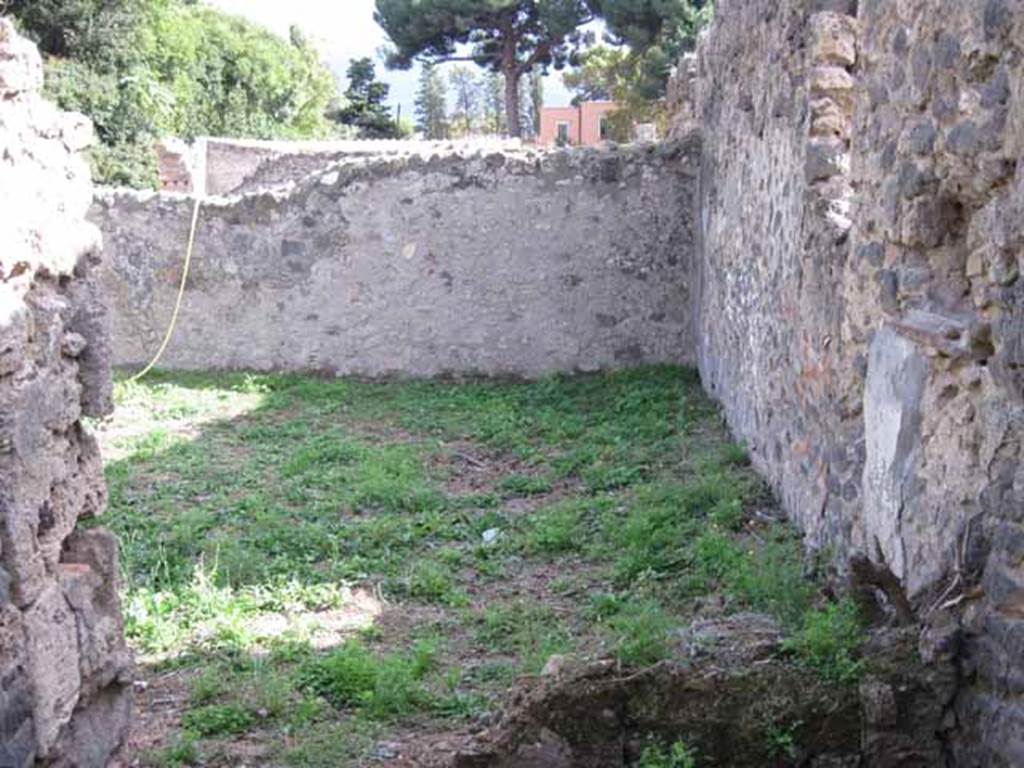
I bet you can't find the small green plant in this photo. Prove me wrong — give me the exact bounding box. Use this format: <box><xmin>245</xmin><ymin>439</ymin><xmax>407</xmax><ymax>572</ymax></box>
<box><xmin>181</xmin><ymin>704</ymin><xmax>254</xmax><ymax>737</ymax></box>
<box><xmin>189</xmin><ymin>667</ymin><xmax>228</xmax><ymax>705</ymax></box>
<box><xmin>295</xmin><ymin>640</ymin><xmax>437</xmax><ymax>719</ymax></box>
<box><xmin>764</xmin><ymin>720</ymin><xmax>801</xmax><ymax>759</ymax></box>
<box><xmin>584</xmin><ymin>592</ymin><xmax>627</xmax><ymax>621</ymax></box>
<box><xmin>718</xmin><ymin>441</ymin><xmax>751</xmax><ymax>467</ymax></box>
<box><xmin>637</xmin><ymin>739</ymin><xmax>698</xmax><ymax>768</ymax></box>
<box><xmin>500</xmin><ymin>474</ymin><xmax>553</xmax><ymax>496</ymax></box>
<box><xmin>474</xmin><ymin>602</ymin><xmax>573</xmax><ymax>672</ymax></box>
<box><xmin>783</xmin><ymin>599</ymin><xmax>865</xmax><ymax>684</ymax></box>
<box><xmin>607</xmin><ymin>599</ymin><xmax>676</xmax><ymax>667</ymax></box>
<box><xmin>295</xmin><ymin>642</ymin><xmax>379</xmax><ymax>709</ymax></box>
<box><xmin>523</xmin><ymin>503</ymin><xmax>583</xmax><ymax>555</ymax></box>
<box><xmin>406</xmin><ymin>559</ymin><xmax>468</xmax><ymax>606</ymax></box>
<box><xmin>153</xmin><ymin>732</ymin><xmax>199</xmax><ymax>767</ymax></box>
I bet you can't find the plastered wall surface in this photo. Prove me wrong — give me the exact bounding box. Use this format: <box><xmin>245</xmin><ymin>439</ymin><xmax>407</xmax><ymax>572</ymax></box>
<box><xmin>94</xmin><ymin>141</ymin><xmax>699</xmax><ymax>378</ymax></box>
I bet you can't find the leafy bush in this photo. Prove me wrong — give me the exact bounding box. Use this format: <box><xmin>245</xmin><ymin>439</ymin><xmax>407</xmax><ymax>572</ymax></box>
<box><xmin>11</xmin><ymin>0</ymin><xmax>337</xmax><ymax>187</ymax></box>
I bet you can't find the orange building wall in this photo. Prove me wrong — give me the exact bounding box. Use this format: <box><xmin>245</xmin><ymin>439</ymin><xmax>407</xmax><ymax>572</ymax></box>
<box><xmin>539</xmin><ymin>102</ymin><xmax>619</xmax><ymax>146</ymax></box>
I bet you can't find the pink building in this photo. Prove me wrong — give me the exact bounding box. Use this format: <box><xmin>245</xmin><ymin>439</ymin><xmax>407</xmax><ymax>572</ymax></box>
<box><xmin>539</xmin><ymin>101</ymin><xmax>619</xmax><ymax>146</ymax></box>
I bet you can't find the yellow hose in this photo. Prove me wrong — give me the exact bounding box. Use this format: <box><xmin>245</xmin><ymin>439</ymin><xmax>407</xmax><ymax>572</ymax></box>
<box><xmin>129</xmin><ymin>195</ymin><xmax>202</xmax><ymax>383</ymax></box>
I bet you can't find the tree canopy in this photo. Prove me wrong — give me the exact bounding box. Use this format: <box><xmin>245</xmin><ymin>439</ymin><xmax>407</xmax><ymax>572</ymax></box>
<box><xmin>563</xmin><ymin>2</ymin><xmax>712</xmax><ymax>141</ymax></box>
<box><xmin>333</xmin><ymin>57</ymin><xmax>400</xmax><ymax>138</ymax></box>
<box><xmin>414</xmin><ymin>63</ymin><xmax>450</xmax><ymax>140</ymax></box>
<box><xmin>375</xmin><ymin>0</ymin><xmax>596</xmax><ymax>137</ymax></box>
<box><xmin>594</xmin><ymin>0</ymin><xmax>712</xmax><ymax>95</ymax></box>
<box><xmin>375</xmin><ymin>0</ymin><xmax>710</xmax><ymax>138</ymax></box>
<box><xmin>8</xmin><ymin>0</ymin><xmax>338</xmax><ymax>187</ymax></box>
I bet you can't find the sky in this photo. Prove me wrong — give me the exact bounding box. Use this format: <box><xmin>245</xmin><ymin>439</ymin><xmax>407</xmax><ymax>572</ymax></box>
<box><xmin>204</xmin><ymin>0</ymin><xmax>579</xmax><ymax>119</ymax></box>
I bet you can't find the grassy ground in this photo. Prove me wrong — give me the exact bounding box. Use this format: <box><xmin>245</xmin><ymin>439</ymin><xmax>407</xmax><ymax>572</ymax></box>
<box><xmin>91</xmin><ymin>366</ymin><xmax>862</xmax><ymax>767</ymax></box>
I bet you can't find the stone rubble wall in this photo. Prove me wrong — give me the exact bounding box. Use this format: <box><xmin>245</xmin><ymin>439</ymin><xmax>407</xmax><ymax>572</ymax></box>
<box><xmin>93</xmin><ymin>140</ymin><xmax>699</xmax><ymax>377</ymax></box>
<box><xmin>161</xmin><ymin>136</ymin><xmax>527</xmax><ymax>196</ymax></box>
<box><xmin>0</xmin><ymin>18</ymin><xmax>130</xmax><ymax>768</ymax></box>
<box><xmin>681</xmin><ymin>0</ymin><xmax>1023</xmax><ymax>763</ymax></box>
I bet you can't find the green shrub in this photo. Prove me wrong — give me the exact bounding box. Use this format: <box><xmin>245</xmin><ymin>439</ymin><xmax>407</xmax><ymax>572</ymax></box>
<box><xmin>14</xmin><ymin>0</ymin><xmax>337</xmax><ymax>187</ymax></box>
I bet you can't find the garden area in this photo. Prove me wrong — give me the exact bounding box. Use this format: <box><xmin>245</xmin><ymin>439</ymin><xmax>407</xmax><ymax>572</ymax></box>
<box><xmin>92</xmin><ymin>366</ymin><xmax>863</xmax><ymax>767</ymax></box>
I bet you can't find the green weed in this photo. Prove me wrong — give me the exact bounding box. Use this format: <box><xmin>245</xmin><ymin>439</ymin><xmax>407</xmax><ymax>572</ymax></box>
<box><xmin>783</xmin><ymin>599</ymin><xmax>865</xmax><ymax>685</ymax></box>
<box><xmin>404</xmin><ymin>559</ymin><xmax>469</xmax><ymax>606</ymax></box>
<box><xmin>151</xmin><ymin>732</ymin><xmax>199</xmax><ymax>767</ymax></box>
<box><xmin>636</xmin><ymin>739</ymin><xmax>699</xmax><ymax>768</ymax></box>
<box><xmin>500</xmin><ymin>474</ymin><xmax>554</xmax><ymax>496</ymax></box>
<box><xmin>295</xmin><ymin>640</ymin><xmax>439</xmax><ymax>720</ymax></box>
<box><xmin>181</xmin><ymin>704</ymin><xmax>254</xmax><ymax>737</ymax></box>
<box><xmin>605</xmin><ymin>599</ymin><xmax>676</xmax><ymax>667</ymax></box>
<box><xmin>522</xmin><ymin>502</ymin><xmax>584</xmax><ymax>555</ymax></box>
<box><xmin>474</xmin><ymin>602</ymin><xmax>573</xmax><ymax>673</ymax></box>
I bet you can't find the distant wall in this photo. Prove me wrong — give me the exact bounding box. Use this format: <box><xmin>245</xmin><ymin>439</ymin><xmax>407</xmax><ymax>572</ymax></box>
<box><xmin>94</xmin><ymin>141</ymin><xmax>699</xmax><ymax>377</ymax></box>
<box><xmin>157</xmin><ymin>136</ymin><xmax>526</xmax><ymax>196</ymax></box>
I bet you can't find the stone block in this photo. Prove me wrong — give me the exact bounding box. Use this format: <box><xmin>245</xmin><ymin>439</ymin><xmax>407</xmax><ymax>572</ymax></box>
<box><xmin>22</xmin><ymin>585</ymin><xmax>81</xmax><ymax>756</ymax></box>
<box><xmin>810</xmin><ymin>98</ymin><xmax>850</xmax><ymax>139</ymax></box>
<box><xmin>0</xmin><ymin>20</ymin><xmax>43</xmax><ymax>98</ymax></box>
<box><xmin>806</xmin><ymin>138</ymin><xmax>848</xmax><ymax>182</ymax></box>
<box><xmin>862</xmin><ymin>327</ymin><xmax>928</xmax><ymax>587</ymax></box>
<box><xmin>809</xmin><ymin>12</ymin><xmax>859</xmax><ymax>68</ymax></box>
<box><xmin>810</xmin><ymin>66</ymin><xmax>856</xmax><ymax>111</ymax></box>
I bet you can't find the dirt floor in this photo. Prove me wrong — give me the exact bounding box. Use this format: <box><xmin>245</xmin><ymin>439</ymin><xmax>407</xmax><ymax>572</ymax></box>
<box><xmin>91</xmin><ymin>367</ymin><xmax>865</xmax><ymax>767</ymax></box>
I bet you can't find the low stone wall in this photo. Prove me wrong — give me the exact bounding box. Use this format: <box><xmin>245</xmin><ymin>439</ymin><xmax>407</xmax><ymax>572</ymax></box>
<box><xmin>0</xmin><ymin>19</ymin><xmax>130</xmax><ymax>767</ymax></box>
<box><xmin>684</xmin><ymin>0</ymin><xmax>1023</xmax><ymax>762</ymax></box>
<box><xmin>94</xmin><ymin>141</ymin><xmax>699</xmax><ymax>377</ymax></box>
<box><xmin>159</xmin><ymin>136</ymin><xmax>527</xmax><ymax>196</ymax></box>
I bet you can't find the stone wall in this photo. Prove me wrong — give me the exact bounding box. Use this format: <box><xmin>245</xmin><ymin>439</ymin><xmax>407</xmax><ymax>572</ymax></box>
<box><xmin>0</xmin><ymin>19</ymin><xmax>130</xmax><ymax>767</ymax></box>
<box><xmin>158</xmin><ymin>136</ymin><xmax>526</xmax><ymax>196</ymax></box>
<box><xmin>683</xmin><ymin>0</ymin><xmax>1023</xmax><ymax>763</ymax></box>
<box><xmin>94</xmin><ymin>140</ymin><xmax>699</xmax><ymax>377</ymax></box>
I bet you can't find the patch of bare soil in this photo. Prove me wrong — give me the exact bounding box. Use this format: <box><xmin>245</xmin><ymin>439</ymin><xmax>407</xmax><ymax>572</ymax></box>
<box><xmin>114</xmin><ymin>668</ymin><xmax>196</xmax><ymax>767</ymax></box>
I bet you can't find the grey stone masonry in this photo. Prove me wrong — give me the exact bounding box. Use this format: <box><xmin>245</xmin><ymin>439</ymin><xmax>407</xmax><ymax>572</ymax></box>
<box><xmin>0</xmin><ymin>18</ymin><xmax>131</xmax><ymax>767</ymax></box>
<box><xmin>677</xmin><ymin>0</ymin><xmax>1023</xmax><ymax>763</ymax></box>
<box><xmin>93</xmin><ymin>140</ymin><xmax>700</xmax><ymax>378</ymax></box>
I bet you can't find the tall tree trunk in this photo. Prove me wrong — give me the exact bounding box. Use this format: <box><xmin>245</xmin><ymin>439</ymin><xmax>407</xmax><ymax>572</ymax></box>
<box><xmin>501</xmin><ymin>29</ymin><xmax>522</xmax><ymax>138</ymax></box>
<box><xmin>504</xmin><ymin>67</ymin><xmax>522</xmax><ymax>138</ymax></box>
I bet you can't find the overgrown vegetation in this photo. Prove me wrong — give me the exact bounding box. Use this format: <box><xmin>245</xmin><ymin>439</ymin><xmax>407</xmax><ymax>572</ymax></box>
<box><xmin>7</xmin><ymin>0</ymin><xmax>336</xmax><ymax>186</ymax></box>
<box><xmin>94</xmin><ymin>366</ymin><xmax>864</xmax><ymax>765</ymax></box>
